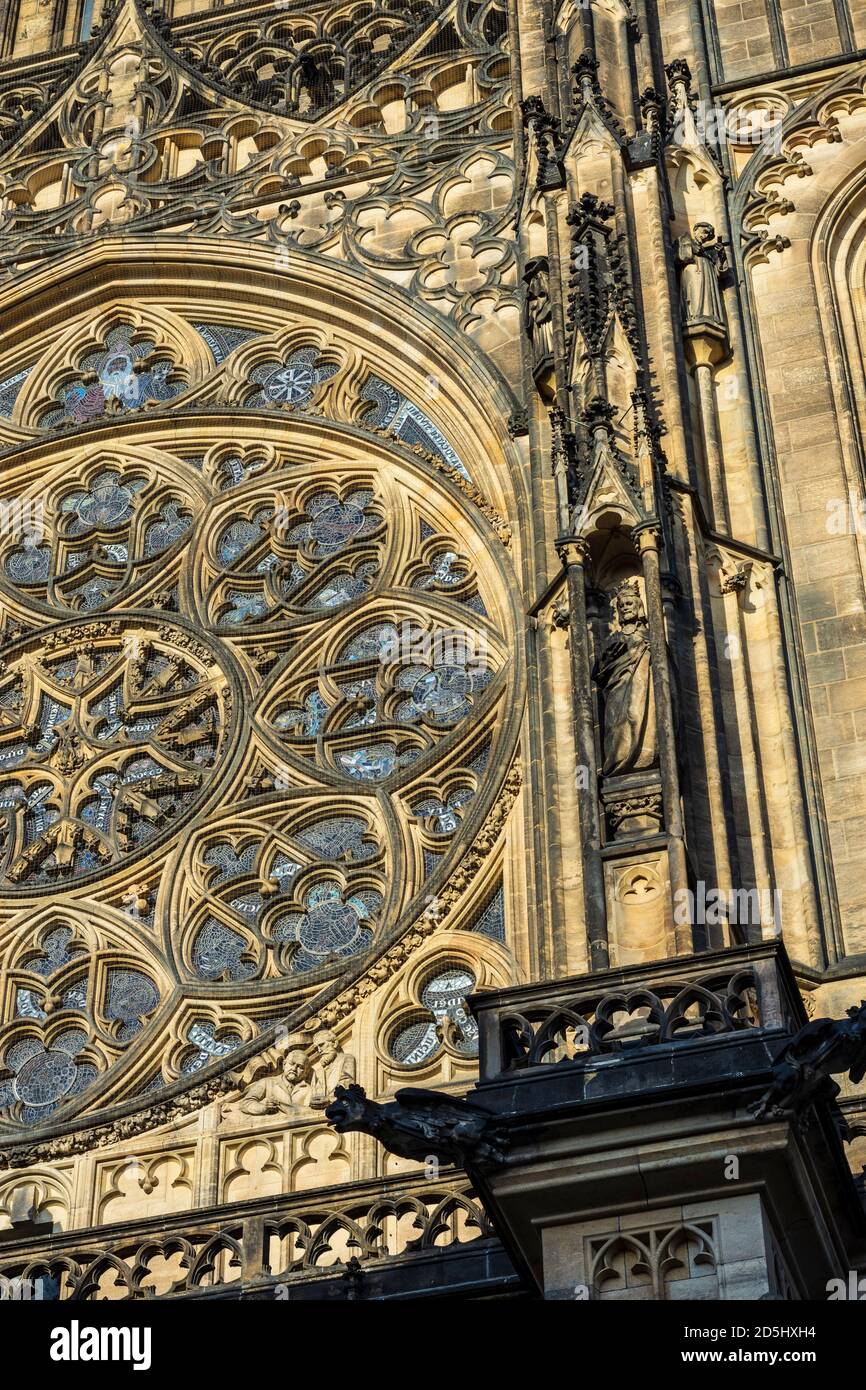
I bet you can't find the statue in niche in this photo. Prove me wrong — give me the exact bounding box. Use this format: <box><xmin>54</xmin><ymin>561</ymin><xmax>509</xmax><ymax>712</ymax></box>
<box><xmin>675</xmin><ymin>223</ymin><xmax>727</xmax><ymax>335</ymax></box>
<box><xmin>522</xmin><ymin>257</ymin><xmax>554</xmax><ymax>368</ymax></box>
<box><xmin>594</xmin><ymin>581</ymin><xmax>657</xmax><ymax>776</ymax></box>
<box><xmin>309</xmin><ymin>1028</ymin><xmax>356</xmax><ymax>1109</ymax></box>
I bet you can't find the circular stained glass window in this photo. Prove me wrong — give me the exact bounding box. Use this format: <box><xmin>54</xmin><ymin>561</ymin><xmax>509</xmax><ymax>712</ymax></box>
<box><xmin>298</xmin><ymin>900</ymin><xmax>364</xmax><ymax>954</ymax></box>
<box><xmin>388</xmin><ymin>966</ymin><xmax>479</xmax><ymax>1066</ymax></box>
<box><xmin>106</xmin><ymin>970</ymin><xmax>160</xmax><ymax>1022</ymax></box>
<box><xmin>75</xmin><ymin>481</ymin><xmax>135</xmax><ymax>528</ymax></box>
<box><xmin>263</xmin><ymin>364</ymin><xmax>316</xmax><ymax>403</ymax></box>
<box><xmin>411</xmin><ymin>667</ymin><xmax>472</xmax><ymax>721</ymax></box>
<box><xmin>7</xmin><ymin>543</ymin><xmax>50</xmax><ymax>583</ymax></box>
<box><xmin>14</xmin><ymin>1050</ymin><xmax>77</xmax><ymax>1106</ymax></box>
<box><xmin>390</xmin><ymin>1013</ymin><xmax>439</xmax><ymax>1066</ymax></box>
<box><xmin>310</xmin><ymin>503</ymin><xmax>365</xmax><ymax>550</ymax></box>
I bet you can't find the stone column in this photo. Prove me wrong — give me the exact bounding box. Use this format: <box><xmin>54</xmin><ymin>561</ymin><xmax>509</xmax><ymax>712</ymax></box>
<box><xmin>559</xmin><ymin>537</ymin><xmax>608</xmax><ymax>969</ymax></box>
<box><xmin>686</xmin><ymin>332</ymin><xmax>729</xmax><ymax>533</ymax></box>
<box><xmin>635</xmin><ymin>524</ymin><xmax>690</xmax><ymax>944</ymax></box>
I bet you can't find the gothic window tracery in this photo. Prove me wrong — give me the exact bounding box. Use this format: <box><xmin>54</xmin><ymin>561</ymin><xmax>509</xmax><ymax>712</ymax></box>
<box><xmin>273</xmin><ymin>881</ymin><xmax>380</xmax><ymax>974</ymax></box>
<box><xmin>388</xmin><ymin>963</ymin><xmax>479</xmax><ymax>1066</ymax></box>
<box><xmin>263</xmin><ymin>607</ymin><xmax>502</xmax><ymax>786</ymax></box>
<box><xmin>206</xmin><ymin>481</ymin><xmax>386</xmax><ymax>626</ymax></box>
<box><xmin>0</xmin><ymin>0</ymin><xmax>525</xmax><ymax>1227</ymax></box>
<box><xmin>412</xmin><ymin>788</ymin><xmax>475</xmax><ymax>835</ymax></box>
<box><xmin>0</xmin><ymin>368</ymin><xmax>32</xmax><ymax>419</ymax></box>
<box><xmin>0</xmin><ymin>619</ymin><xmax>232</xmax><ymax>888</ymax></box>
<box><xmin>247</xmin><ymin>347</ymin><xmax>339</xmax><ymax>409</ymax></box>
<box><xmin>183</xmin><ymin>800</ymin><xmax>387</xmax><ymax>983</ymax></box>
<box><xmin>0</xmin><ymin>0</ymin><xmax>516</xmax><ymax>378</ymax></box>
<box><xmin>179</xmin><ymin>1020</ymin><xmax>245</xmax><ymax>1075</ymax></box>
<box><xmin>1</xmin><ymin>461</ymin><xmax>198</xmax><ymax>613</ymax></box>
<box><xmin>0</xmin><ymin>316</ymin><xmax>472</xmax><ymax>490</ymax></box>
<box><xmin>0</xmin><ymin>912</ymin><xmax>164</xmax><ymax>1125</ymax></box>
<box><xmin>0</xmin><ymin>1032</ymin><xmax>96</xmax><ymax>1124</ymax></box>
<box><xmin>191</xmin><ymin>324</ymin><xmax>261</xmax><ymax>365</ymax></box>
<box><xmin>179</xmin><ymin>0</ymin><xmax>449</xmax><ymax>118</ymax></box>
<box><xmin>40</xmin><ymin>325</ymin><xmax>186</xmax><ymax>428</ymax></box>
<box><xmin>360</xmin><ymin>376</ymin><xmax>468</xmax><ymax>475</ymax></box>
<box><xmin>0</xmin><ymin>383</ymin><xmax>517</xmax><ymax>1133</ymax></box>
<box><xmin>467</xmin><ymin>882</ymin><xmax>505</xmax><ymax>941</ymax></box>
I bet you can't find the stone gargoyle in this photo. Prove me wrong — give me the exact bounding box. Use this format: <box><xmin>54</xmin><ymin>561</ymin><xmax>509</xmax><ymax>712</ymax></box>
<box><xmin>749</xmin><ymin>1000</ymin><xmax>866</xmax><ymax>1122</ymax></box>
<box><xmin>325</xmin><ymin>1084</ymin><xmax>509</xmax><ymax>1168</ymax></box>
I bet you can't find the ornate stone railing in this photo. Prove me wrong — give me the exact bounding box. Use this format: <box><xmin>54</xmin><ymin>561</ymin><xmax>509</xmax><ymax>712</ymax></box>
<box><xmin>470</xmin><ymin>942</ymin><xmax>802</xmax><ymax>1084</ymax></box>
<box><xmin>0</xmin><ymin>1171</ymin><xmax>496</xmax><ymax>1300</ymax></box>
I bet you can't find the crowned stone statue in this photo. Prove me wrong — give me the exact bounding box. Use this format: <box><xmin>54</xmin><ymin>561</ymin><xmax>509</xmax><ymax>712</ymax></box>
<box><xmin>594</xmin><ymin>582</ymin><xmax>657</xmax><ymax>776</ymax></box>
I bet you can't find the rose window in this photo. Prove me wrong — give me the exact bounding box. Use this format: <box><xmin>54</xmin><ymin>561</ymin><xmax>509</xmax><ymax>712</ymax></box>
<box><xmin>0</xmin><ymin>462</ymin><xmax>198</xmax><ymax>614</ymax></box>
<box><xmin>206</xmin><ymin>486</ymin><xmax>385</xmax><ymax>627</ymax></box>
<box><xmin>0</xmin><ymin>618</ymin><xmax>235</xmax><ymax>888</ymax></box>
<box><xmin>273</xmin><ymin>883</ymin><xmax>380</xmax><ymax>973</ymax></box>
<box><xmin>0</xmin><ymin>1034</ymin><xmax>96</xmax><ymax>1120</ymax></box>
<box><xmin>0</xmin><ymin>912</ymin><xmax>164</xmax><ymax>1124</ymax></box>
<box><xmin>0</xmin><ymin>349</ymin><xmax>517</xmax><ymax>1133</ymax></box>
<box><xmin>412</xmin><ymin>789</ymin><xmax>475</xmax><ymax>834</ymax></box>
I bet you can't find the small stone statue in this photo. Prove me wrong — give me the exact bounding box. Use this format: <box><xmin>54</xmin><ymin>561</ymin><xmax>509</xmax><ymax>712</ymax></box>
<box><xmin>522</xmin><ymin>256</ymin><xmax>554</xmax><ymax>366</ymax></box>
<box><xmin>594</xmin><ymin>582</ymin><xmax>657</xmax><ymax>776</ymax></box>
<box><xmin>326</xmin><ymin>1083</ymin><xmax>509</xmax><ymax>1168</ymax></box>
<box><xmin>236</xmin><ymin>1047</ymin><xmax>311</xmax><ymax>1116</ymax></box>
<box><xmin>308</xmin><ymin>1028</ymin><xmax>356</xmax><ymax>1109</ymax></box>
<box><xmin>675</xmin><ymin>222</ymin><xmax>727</xmax><ymax>334</ymax></box>
<box><xmin>221</xmin><ymin>1030</ymin><xmax>357</xmax><ymax>1119</ymax></box>
<box><xmin>749</xmin><ymin>1001</ymin><xmax>866</xmax><ymax>1123</ymax></box>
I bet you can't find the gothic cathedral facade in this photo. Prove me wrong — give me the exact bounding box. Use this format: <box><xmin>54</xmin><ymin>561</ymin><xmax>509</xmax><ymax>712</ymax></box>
<box><xmin>0</xmin><ymin>0</ymin><xmax>864</xmax><ymax>1302</ymax></box>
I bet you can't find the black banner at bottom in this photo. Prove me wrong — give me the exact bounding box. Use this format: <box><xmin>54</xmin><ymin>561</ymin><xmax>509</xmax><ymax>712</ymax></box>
<box><xmin>3</xmin><ymin>1293</ymin><xmax>861</xmax><ymax>1376</ymax></box>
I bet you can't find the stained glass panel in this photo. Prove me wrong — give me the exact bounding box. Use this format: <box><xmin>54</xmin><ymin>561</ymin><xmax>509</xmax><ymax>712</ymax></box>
<box><xmin>40</xmin><ymin>326</ymin><xmax>185</xmax><ymax>428</ymax></box>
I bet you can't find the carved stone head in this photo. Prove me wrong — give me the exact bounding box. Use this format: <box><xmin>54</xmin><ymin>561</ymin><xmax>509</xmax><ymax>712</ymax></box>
<box><xmin>522</xmin><ymin>256</ymin><xmax>550</xmax><ymax>294</ymax></box>
<box><xmin>312</xmin><ymin>1028</ymin><xmax>339</xmax><ymax>1063</ymax></box>
<box><xmin>282</xmin><ymin>1048</ymin><xmax>308</xmax><ymax>1084</ymax></box>
<box><xmin>614</xmin><ymin>581</ymin><xmax>645</xmax><ymax>627</ymax></box>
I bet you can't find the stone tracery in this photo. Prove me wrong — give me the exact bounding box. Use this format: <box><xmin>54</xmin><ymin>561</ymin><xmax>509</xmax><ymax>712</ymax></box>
<box><xmin>0</xmin><ymin>617</ymin><xmax>234</xmax><ymax>887</ymax></box>
<box><xmin>1</xmin><ymin>456</ymin><xmax>199</xmax><ymax>612</ymax></box>
<box><xmin>0</xmin><ymin>0</ymin><xmax>516</xmax><ymax>348</ymax></box>
<box><xmin>0</xmin><ymin>299</ymin><xmax>518</xmax><ymax>1135</ymax></box>
<box><xmin>0</xmin><ymin>907</ymin><xmax>166</xmax><ymax>1126</ymax></box>
<box><xmin>40</xmin><ymin>324</ymin><xmax>186</xmax><ymax>427</ymax></box>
